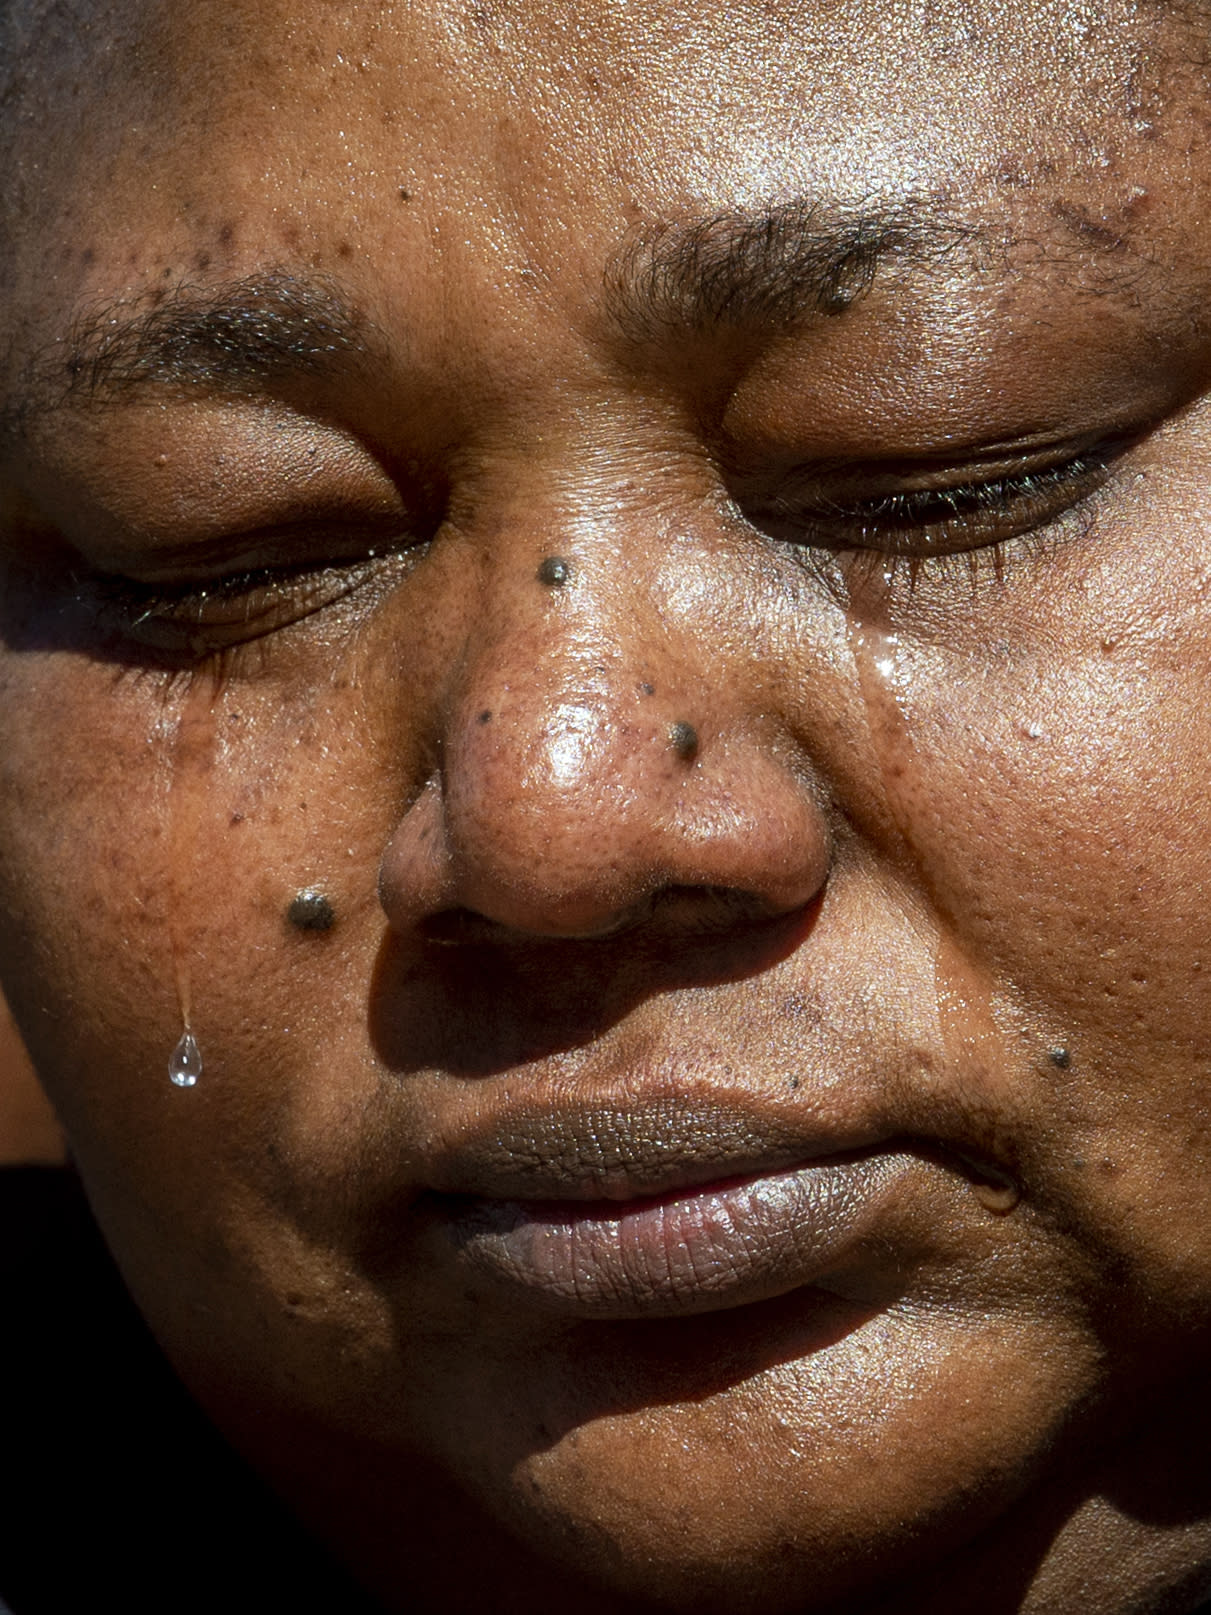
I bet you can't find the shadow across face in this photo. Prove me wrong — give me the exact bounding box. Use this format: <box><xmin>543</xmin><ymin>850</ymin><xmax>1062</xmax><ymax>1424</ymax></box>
<box><xmin>367</xmin><ymin>891</ymin><xmax>819</xmax><ymax>1078</ymax></box>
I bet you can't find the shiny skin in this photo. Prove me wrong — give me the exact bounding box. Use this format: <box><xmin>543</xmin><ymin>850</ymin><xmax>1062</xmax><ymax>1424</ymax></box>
<box><xmin>3</xmin><ymin>2</ymin><xmax>1211</xmax><ymax>1610</ymax></box>
<box><xmin>0</xmin><ymin>986</ymin><xmax>61</xmax><ymax>1163</ymax></box>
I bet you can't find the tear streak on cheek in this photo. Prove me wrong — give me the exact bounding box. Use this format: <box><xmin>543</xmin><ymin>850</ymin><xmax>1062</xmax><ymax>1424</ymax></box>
<box><xmin>846</xmin><ymin>587</ymin><xmax>1020</xmax><ymax>1202</ymax></box>
<box><xmin>165</xmin><ymin>673</ymin><xmax>221</xmax><ymax>1089</ymax></box>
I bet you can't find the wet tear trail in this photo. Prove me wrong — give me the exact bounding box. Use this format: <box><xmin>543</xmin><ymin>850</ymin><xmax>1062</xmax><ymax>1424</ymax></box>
<box><xmin>165</xmin><ymin>672</ymin><xmax>219</xmax><ymax>1088</ymax></box>
<box><xmin>846</xmin><ymin>588</ymin><xmax>1020</xmax><ymax>1215</ymax></box>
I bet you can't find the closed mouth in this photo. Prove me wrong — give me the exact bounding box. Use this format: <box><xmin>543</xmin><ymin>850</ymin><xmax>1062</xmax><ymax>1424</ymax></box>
<box><xmin>403</xmin><ymin>1056</ymin><xmax>1023</xmax><ymax>1322</ymax></box>
<box><xmin>423</xmin><ymin>1146</ymin><xmax>940</xmax><ymax>1319</ymax></box>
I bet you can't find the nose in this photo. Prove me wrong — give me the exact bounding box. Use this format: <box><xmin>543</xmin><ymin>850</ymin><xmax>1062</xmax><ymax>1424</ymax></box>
<box><xmin>378</xmin><ymin>533</ymin><xmax>832</xmax><ymax>942</ymax></box>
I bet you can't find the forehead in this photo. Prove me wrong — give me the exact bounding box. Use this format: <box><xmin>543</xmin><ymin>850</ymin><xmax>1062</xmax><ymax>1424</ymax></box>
<box><xmin>0</xmin><ymin>1</ymin><xmax>1195</xmax><ymax>235</ymax></box>
<box><xmin>0</xmin><ymin>0</ymin><xmax>1205</xmax><ymax>416</ymax></box>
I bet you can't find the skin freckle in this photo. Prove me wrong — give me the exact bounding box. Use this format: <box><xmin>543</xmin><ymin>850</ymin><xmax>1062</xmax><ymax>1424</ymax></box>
<box><xmin>1051</xmin><ymin>198</ymin><xmax>1129</xmax><ymax>251</ymax></box>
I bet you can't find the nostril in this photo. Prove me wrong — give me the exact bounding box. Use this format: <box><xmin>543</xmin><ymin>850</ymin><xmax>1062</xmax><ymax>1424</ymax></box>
<box><xmin>420</xmin><ymin>903</ymin><xmax>646</xmax><ymax>946</ymax></box>
<box><xmin>420</xmin><ymin>907</ymin><xmax>499</xmax><ymax>946</ymax></box>
<box><xmin>648</xmin><ymin>884</ymin><xmax>810</xmax><ymax>933</ymax></box>
<box><xmin>416</xmin><ymin>887</ymin><xmax>812</xmax><ymax>948</ymax></box>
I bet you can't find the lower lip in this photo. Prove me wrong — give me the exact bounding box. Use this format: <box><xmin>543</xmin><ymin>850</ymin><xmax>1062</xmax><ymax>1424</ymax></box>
<box><xmin>434</xmin><ymin>1152</ymin><xmax>922</xmax><ymax>1320</ymax></box>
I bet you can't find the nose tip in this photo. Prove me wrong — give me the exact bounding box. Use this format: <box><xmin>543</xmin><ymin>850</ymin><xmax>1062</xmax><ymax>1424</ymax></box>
<box><xmin>377</xmin><ymin>684</ymin><xmax>831</xmax><ymax>942</ymax></box>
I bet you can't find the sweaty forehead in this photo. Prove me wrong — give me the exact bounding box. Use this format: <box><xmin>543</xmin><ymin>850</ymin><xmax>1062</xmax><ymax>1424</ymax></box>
<box><xmin>0</xmin><ymin>0</ymin><xmax>1193</xmax><ymax>208</ymax></box>
<box><xmin>0</xmin><ymin>0</ymin><xmax>1204</xmax><ymax>386</ymax></box>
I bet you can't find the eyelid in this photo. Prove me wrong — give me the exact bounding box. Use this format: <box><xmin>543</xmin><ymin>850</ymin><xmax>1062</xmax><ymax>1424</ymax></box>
<box><xmin>82</xmin><ymin>546</ymin><xmax>415</xmax><ymax>659</ymax></box>
<box><xmin>735</xmin><ymin>428</ymin><xmax>1136</xmax><ymax>547</ymax></box>
<box><xmin>825</xmin><ymin>451</ymin><xmax>1111</xmax><ymax>526</ymax></box>
<box><xmin>727</xmin><ymin>448</ymin><xmax>1140</xmax><ymax>610</ymax></box>
<box><xmin>766</xmin><ymin>427</ymin><xmax>1138</xmax><ymax>499</ymax></box>
<box><xmin>91</xmin><ymin>511</ymin><xmax>426</xmax><ymax>584</ymax></box>
<box><xmin>16</xmin><ymin>403</ymin><xmax>418</xmax><ymax>571</ymax></box>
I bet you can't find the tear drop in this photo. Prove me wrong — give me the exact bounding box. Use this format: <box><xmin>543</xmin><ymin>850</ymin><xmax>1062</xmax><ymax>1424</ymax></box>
<box><xmin>169</xmin><ymin>1030</ymin><xmax>202</xmax><ymax>1088</ymax></box>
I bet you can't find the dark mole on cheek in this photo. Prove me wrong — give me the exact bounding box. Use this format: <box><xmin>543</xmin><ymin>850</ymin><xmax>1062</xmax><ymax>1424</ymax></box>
<box><xmin>537</xmin><ymin>556</ymin><xmax>572</xmax><ymax>587</ymax></box>
<box><xmin>669</xmin><ymin>721</ymin><xmax>699</xmax><ymax>762</ymax></box>
<box><xmin>477</xmin><ymin>710</ymin><xmax>493</xmax><ymax>725</ymax></box>
<box><xmin>287</xmin><ymin>889</ymin><xmax>336</xmax><ymax>932</ymax></box>
<box><xmin>1049</xmin><ymin>1047</ymin><xmax>1072</xmax><ymax>1069</ymax></box>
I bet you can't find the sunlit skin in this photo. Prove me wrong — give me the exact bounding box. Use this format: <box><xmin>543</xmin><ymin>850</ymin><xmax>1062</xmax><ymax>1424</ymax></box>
<box><xmin>3</xmin><ymin>1</ymin><xmax>1211</xmax><ymax>1610</ymax></box>
<box><xmin>0</xmin><ymin>986</ymin><xmax>62</xmax><ymax>1164</ymax></box>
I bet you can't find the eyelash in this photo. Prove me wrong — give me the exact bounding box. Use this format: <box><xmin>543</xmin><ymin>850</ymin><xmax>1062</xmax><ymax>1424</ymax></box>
<box><xmin>81</xmin><ymin>550</ymin><xmax>399</xmax><ymax>662</ymax></box>
<box><xmin>745</xmin><ymin>447</ymin><xmax>1118</xmax><ymax>592</ymax></box>
<box><xmin>824</xmin><ymin>456</ymin><xmax>1106</xmax><ymax>539</ymax></box>
<box><xmin>72</xmin><ymin>441</ymin><xmax>1122</xmax><ymax>668</ymax></box>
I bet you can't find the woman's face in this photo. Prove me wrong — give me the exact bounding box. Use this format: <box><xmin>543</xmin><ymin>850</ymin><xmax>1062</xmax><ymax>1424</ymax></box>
<box><xmin>3</xmin><ymin>2</ymin><xmax>1211</xmax><ymax>1609</ymax></box>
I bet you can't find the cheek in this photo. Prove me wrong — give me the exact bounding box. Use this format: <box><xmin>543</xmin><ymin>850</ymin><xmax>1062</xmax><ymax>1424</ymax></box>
<box><xmin>875</xmin><ymin>578</ymin><xmax>1211</xmax><ymax>1292</ymax></box>
<box><xmin>907</xmin><ymin>650</ymin><xmax>1211</xmax><ymax>1049</ymax></box>
<box><xmin>0</xmin><ymin>653</ymin><xmax>177</xmax><ymax>1087</ymax></box>
<box><xmin>0</xmin><ymin>647</ymin><xmax>437</xmax><ymax>1423</ymax></box>
<box><xmin>0</xmin><ymin>652</ymin><xmax>384</xmax><ymax>1160</ymax></box>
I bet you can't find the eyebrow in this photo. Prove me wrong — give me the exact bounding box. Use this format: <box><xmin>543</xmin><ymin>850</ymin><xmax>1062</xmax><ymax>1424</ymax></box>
<box><xmin>3</xmin><ymin>270</ymin><xmax>377</xmax><ymax>440</ymax></box>
<box><xmin>0</xmin><ymin>188</ymin><xmax>1167</xmax><ymax>444</ymax></box>
<box><xmin>604</xmin><ymin>197</ymin><xmax>985</xmax><ymax>342</ymax></box>
<box><xmin>5</xmin><ymin>208</ymin><xmax>963</xmax><ymax>436</ymax></box>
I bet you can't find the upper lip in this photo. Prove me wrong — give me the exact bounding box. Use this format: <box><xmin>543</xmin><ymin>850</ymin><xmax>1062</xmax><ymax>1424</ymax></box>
<box><xmin>422</xmin><ymin>1092</ymin><xmax>898</xmax><ymax>1204</ymax></box>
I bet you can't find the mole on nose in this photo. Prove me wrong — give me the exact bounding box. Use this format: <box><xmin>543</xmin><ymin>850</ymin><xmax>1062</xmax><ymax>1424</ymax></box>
<box><xmin>288</xmin><ymin>888</ymin><xmax>336</xmax><ymax>932</ymax></box>
<box><xmin>668</xmin><ymin>720</ymin><xmax>699</xmax><ymax>762</ymax></box>
<box><xmin>536</xmin><ymin>556</ymin><xmax>573</xmax><ymax>587</ymax></box>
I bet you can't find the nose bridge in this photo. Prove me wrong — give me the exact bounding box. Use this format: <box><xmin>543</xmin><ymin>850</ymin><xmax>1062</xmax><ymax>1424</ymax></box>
<box><xmin>449</xmin><ymin>435</ymin><xmax>700</xmax><ymax>759</ymax></box>
<box><xmin>443</xmin><ymin>478</ymin><xmax>688</xmax><ymax>891</ymax></box>
<box><xmin>377</xmin><ymin>451</ymin><xmax>833</xmax><ymax>940</ymax></box>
